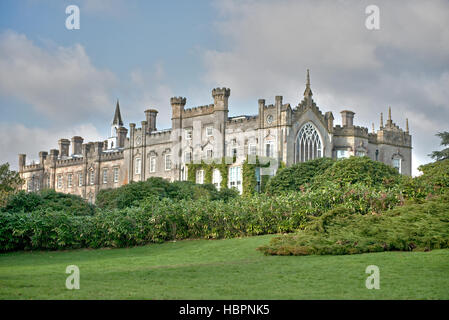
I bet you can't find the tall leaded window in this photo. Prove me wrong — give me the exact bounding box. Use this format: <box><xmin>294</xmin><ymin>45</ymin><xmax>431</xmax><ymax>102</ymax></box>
<box><xmin>165</xmin><ymin>154</ymin><xmax>172</xmax><ymax>171</ymax></box>
<box><xmin>68</xmin><ymin>173</ymin><xmax>73</xmax><ymax>188</ymax></box>
<box><xmin>212</xmin><ymin>169</ymin><xmax>221</xmax><ymax>190</ymax></box>
<box><xmin>392</xmin><ymin>158</ymin><xmax>401</xmax><ymax>173</ymax></box>
<box><xmin>103</xmin><ymin>169</ymin><xmax>108</xmax><ymax>184</ymax></box>
<box><xmin>295</xmin><ymin>122</ymin><xmax>323</xmax><ymax>163</ymax></box>
<box><xmin>196</xmin><ymin>169</ymin><xmax>204</xmax><ymax>184</ymax></box>
<box><xmin>135</xmin><ymin>158</ymin><xmax>141</xmax><ymax>174</ymax></box>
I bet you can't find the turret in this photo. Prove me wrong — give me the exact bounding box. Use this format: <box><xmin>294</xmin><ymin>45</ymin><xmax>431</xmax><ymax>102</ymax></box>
<box><xmin>212</xmin><ymin>88</ymin><xmax>230</xmax><ymax>111</ymax></box>
<box><xmin>170</xmin><ymin>97</ymin><xmax>186</xmax><ymax>119</ymax></box>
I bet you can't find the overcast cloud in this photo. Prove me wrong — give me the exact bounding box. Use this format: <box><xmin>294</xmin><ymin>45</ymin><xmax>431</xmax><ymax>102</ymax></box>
<box><xmin>0</xmin><ymin>0</ymin><xmax>448</xmax><ymax>176</ymax></box>
<box><xmin>203</xmin><ymin>0</ymin><xmax>449</xmax><ymax>175</ymax></box>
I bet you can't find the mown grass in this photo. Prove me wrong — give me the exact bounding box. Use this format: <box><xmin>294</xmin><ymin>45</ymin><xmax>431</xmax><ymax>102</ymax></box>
<box><xmin>0</xmin><ymin>234</ymin><xmax>448</xmax><ymax>299</ymax></box>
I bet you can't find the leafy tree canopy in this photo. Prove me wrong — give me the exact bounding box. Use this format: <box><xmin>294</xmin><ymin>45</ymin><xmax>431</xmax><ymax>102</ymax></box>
<box><xmin>0</xmin><ymin>163</ymin><xmax>23</xmax><ymax>207</ymax></box>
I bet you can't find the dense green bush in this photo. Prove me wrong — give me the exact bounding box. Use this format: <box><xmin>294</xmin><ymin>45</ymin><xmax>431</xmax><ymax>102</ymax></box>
<box><xmin>0</xmin><ymin>182</ymin><xmax>402</xmax><ymax>251</ymax></box>
<box><xmin>265</xmin><ymin>157</ymin><xmax>335</xmax><ymax>194</ymax></box>
<box><xmin>96</xmin><ymin>177</ymin><xmax>238</xmax><ymax>210</ymax></box>
<box><xmin>311</xmin><ymin>156</ymin><xmax>401</xmax><ymax>189</ymax></box>
<box><xmin>416</xmin><ymin>159</ymin><xmax>449</xmax><ymax>194</ymax></box>
<box><xmin>257</xmin><ymin>193</ymin><xmax>449</xmax><ymax>256</ymax></box>
<box><xmin>1</xmin><ymin>189</ymin><xmax>95</xmax><ymax>216</ymax></box>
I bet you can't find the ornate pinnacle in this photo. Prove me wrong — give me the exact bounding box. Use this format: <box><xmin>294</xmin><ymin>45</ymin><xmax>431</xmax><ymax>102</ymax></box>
<box><xmin>303</xmin><ymin>69</ymin><xmax>313</xmax><ymax>98</ymax></box>
<box><xmin>112</xmin><ymin>99</ymin><xmax>124</xmax><ymax>126</ymax></box>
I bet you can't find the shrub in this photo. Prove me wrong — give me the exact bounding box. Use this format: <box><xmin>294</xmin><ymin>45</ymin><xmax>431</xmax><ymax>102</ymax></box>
<box><xmin>265</xmin><ymin>157</ymin><xmax>335</xmax><ymax>194</ymax></box>
<box><xmin>1</xmin><ymin>189</ymin><xmax>95</xmax><ymax>216</ymax></box>
<box><xmin>96</xmin><ymin>177</ymin><xmax>238</xmax><ymax>210</ymax></box>
<box><xmin>416</xmin><ymin>159</ymin><xmax>449</xmax><ymax>195</ymax></box>
<box><xmin>311</xmin><ymin>156</ymin><xmax>401</xmax><ymax>189</ymax></box>
<box><xmin>0</xmin><ymin>181</ymin><xmax>404</xmax><ymax>251</ymax></box>
<box><xmin>257</xmin><ymin>193</ymin><xmax>449</xmax><ymax>256</ymax></box>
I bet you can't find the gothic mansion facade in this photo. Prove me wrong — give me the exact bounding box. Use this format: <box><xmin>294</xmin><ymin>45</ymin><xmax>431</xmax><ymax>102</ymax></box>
<box><xmin>18</xmin><ymin>71</ymin><xmax>412</xmax><ymax>202</ymax></box>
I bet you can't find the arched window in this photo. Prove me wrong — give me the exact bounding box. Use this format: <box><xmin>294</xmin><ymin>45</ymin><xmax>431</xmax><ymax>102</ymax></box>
<box><xmin>295</xmin><ymin>122</ymin><xmax>323</xmax><ymax>163</ymax></box>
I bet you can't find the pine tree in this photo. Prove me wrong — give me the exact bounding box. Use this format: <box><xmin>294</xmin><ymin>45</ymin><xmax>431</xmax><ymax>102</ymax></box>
<box><xmin>429</xmin><ymin>131</ymin><xmax>449</xmax><ymax>161</ymax></box>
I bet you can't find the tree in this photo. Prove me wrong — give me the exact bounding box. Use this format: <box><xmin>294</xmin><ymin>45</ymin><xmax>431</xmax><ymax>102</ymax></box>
<box><xmin>0</xmin><ymin>163</ymin><xmax>24</xmax><ymax>207</ymax></box>
<box><xmin>429</xmin><ymin>131</ymin><xmax>449</xmax><ymax>161</ymax></box>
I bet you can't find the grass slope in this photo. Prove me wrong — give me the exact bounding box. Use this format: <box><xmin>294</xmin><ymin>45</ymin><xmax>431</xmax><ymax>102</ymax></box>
<box><xmin>1</xmin><ymin>235</ymin><xmax>448</xmax><ymax>300</ymax></box>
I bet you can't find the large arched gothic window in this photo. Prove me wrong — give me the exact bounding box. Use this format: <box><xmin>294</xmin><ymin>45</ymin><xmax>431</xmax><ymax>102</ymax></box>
<box><xmin>295</xmin><ymin>122</ymin><xmax>323</xmax><ymax>163</ymax></box>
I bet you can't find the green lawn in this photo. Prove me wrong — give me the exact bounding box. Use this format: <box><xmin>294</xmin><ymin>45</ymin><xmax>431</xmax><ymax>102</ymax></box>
<box><xmin>0</xmin><ymin>234</ymin><xmax>448</xmax><ymax>299</ymax></box>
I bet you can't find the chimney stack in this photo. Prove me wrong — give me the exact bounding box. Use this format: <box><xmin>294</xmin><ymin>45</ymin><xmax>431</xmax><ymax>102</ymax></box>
<box><xmin>340</xmin><ymin>110</ymin><xmax>355</xmax><ymax>127</ymax></box>
<box><xmin>39</xmin><ymin>151</ymin><xmax>48</xmax><ymax>164</ymax></box>
<box><xmin>49</xmin><ymin>149</ymin><xmax>59</xmax><ymax>161</ymax></box>
<box><xmin>145</xmin><ymin>109</ymin><xmax>158</xmax><ymax>133</ymax></box>
<box><xmin>71</xmin><ymin>136</ymin><xmax>84</xmax><ymax>155</ymax></box>
<box><xmin>117</xmin><ymin>127</ymin><xmax>128</xmax><ymax>147</ymax></box>
<box><xmin>18</xmin><ymin>154</ymin><xmax>26</xmax><ymax>171</ymax></box>
<box><xmin>58</xmin><ymin>139</ymin><xmax>70</xmax><ymax>158</ymax></box>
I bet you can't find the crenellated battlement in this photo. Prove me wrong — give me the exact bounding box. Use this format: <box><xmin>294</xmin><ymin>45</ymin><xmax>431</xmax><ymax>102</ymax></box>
<box><xmin>333</xmin><ymin>125</ymin><xmax>369</xmax><ymax>137</ymax></box>
<box><xmin>182</xmin><ymin>104</ymin><xmax>215</xmax><ymax>118</ymax></box>
<box><xmin>56</xmin><ymin>157</ymin><xmax>84</xmax><ymax>167</ymax></box>
<box><xmin>149</xmin><ymin>129</ymin><xmax>172</xmax><ymax>137</ymax></box>
<box><xmin>101</xmin><ymin>150</ymin><xmax>124</xmax><ymax>160</ymax></box>
<box><xmin>212</xmin><ymin>87</ymin><xmax>231</xmax><ymax>98</ymax></box>
<box><xmin>227</xmin><ymin>115</ymin><xmax>258</xmax><ymax>124</ymax></box>
<box><xmin>22</xmin><ymin>163</ymin><xmax>43</xmax><ymax>172</ymax></box>
<box><xmin>170</xmin><ymin>96</ymin><xmax>187</xmax><ymax>105</ymax></box>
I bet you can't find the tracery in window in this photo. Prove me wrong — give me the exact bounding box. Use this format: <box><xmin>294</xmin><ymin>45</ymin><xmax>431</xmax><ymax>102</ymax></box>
<box><xmin>295</xmin><ymin>122</ymin><xmax>323</xmax><ymax>163</ymax></box>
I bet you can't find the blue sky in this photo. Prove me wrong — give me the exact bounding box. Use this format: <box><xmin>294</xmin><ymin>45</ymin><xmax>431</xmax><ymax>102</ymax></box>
<box><xmin>1</xmin><ymin>0</ymin><xmax>449</xmax><ymax>175</ymax></box>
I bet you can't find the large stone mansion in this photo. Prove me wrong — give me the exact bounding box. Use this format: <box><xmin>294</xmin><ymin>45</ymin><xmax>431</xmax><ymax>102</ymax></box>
<box><xmin>18</xmin><ymin>71</ymin><xmax>412</xmax><ymax>202</ymax></box>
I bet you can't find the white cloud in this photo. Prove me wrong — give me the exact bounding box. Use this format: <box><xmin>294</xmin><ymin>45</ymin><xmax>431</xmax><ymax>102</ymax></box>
<box><xmin>0</xmin><ymin>30</ymin><xmax>118</xmax><ymax>122</ymax></box>
<box><xmin>125</xmin><ymin>64</ymin><xmax>174</xmax><ymax>129</ymax></box>
<box><xmin>0</xmin><ymin>123</ymin><xmax>103</xmax><ymax>170</ymax></box>
<box><xmin>203</xmin><ymin>0</ymin><xmax>449</xmax><ymax>175</ymax></box>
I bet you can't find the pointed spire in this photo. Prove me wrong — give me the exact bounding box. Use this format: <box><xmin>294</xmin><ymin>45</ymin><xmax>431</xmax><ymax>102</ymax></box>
<box><xmin>380</xmin><ymin>112</ymin><xmax>384</xmax><ymax>128</ymax></box>
<box><xmin>303</xmin><ymin>69</ymin><xmax>313</xmax><ymax>99</ymax></box>
<box><xmin>372</xmin><ymin>123</ymin><xmax>375</xmax><ymax>133</ymax></box>
<box><xmin>112</xmin><ymin>99</ymin><xmax>123</xmax><ymax>126</ymax></box>
<box><xmin>406</xmin><ymin>118</ymin><xmax>409</xmax><ymax>133</ymax></box>
<box><xmin>388</xmin><ymin>106</ymin><xmax>392</xmax><ymax>121</ymax></box>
